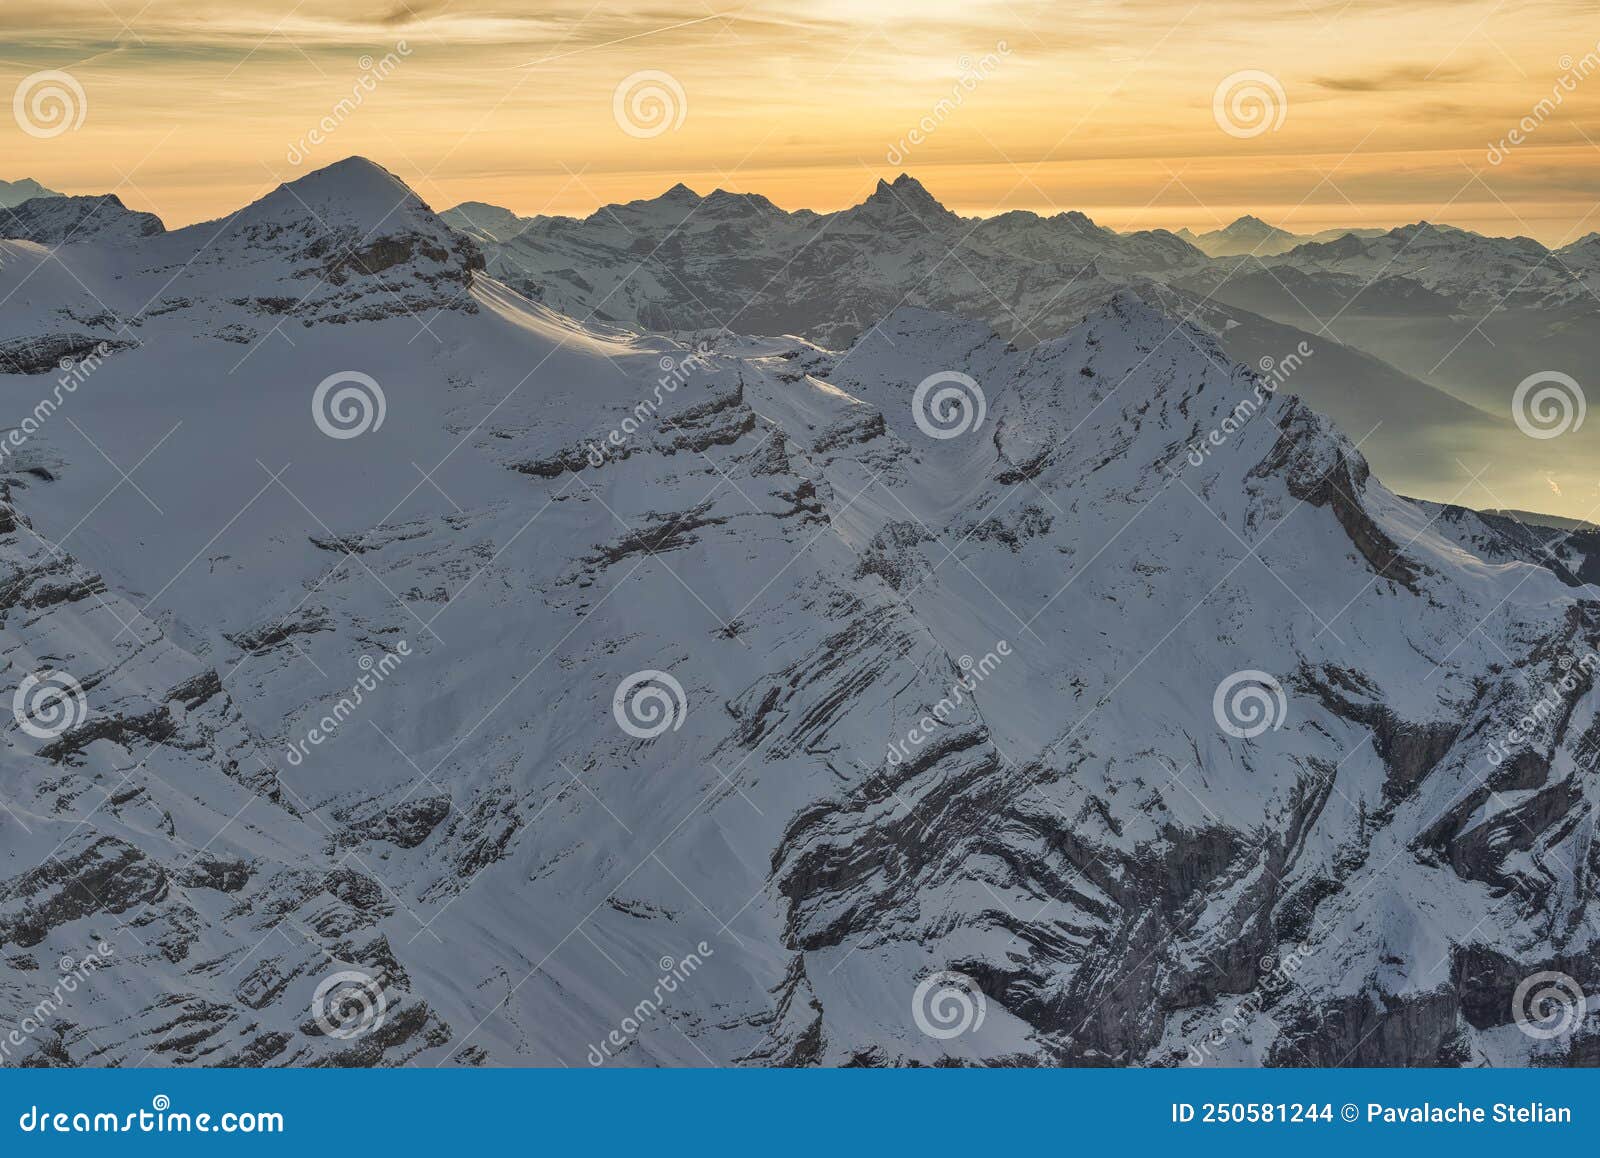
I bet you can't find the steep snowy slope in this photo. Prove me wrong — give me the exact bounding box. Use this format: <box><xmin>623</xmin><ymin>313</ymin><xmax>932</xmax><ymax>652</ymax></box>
<box><xmin>0</xmin><ymin>160</ymin><xmax>1597</xmax><ymax>1068</ymax></box>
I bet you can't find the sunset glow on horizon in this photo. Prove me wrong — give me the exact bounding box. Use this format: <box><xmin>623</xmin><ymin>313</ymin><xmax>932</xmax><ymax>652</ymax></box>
<box><xmin>4</xmin><ymin>0</ymin><xmax>1600</xmax><ymax>242</ymax></box>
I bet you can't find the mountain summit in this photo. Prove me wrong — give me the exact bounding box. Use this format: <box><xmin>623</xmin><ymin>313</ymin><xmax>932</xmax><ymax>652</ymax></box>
<box><xmin>0</xmin><ymin>177</ymin><xmax>62</xmax><ymax>208</ymax></box>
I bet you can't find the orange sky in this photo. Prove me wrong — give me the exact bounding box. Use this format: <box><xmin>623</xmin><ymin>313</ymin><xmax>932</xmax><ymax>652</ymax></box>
<box><xmin>4</xmin><ymin>1</ymin><xmax>1600</xmax><ymax>242</ymax></box>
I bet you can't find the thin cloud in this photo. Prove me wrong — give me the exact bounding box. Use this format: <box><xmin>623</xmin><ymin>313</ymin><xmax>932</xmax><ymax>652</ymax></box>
<box><xmin>1312</xmin><ymin>61</ymin><xmax>1479</xmax><ymax>91</ymax></box>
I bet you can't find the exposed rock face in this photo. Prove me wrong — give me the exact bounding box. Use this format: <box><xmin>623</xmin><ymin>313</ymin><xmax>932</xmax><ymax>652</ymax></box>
<box><xmin>0</xmin><ymin>334</ymin><xmax>135</xmax><ymax>377</ymax></box>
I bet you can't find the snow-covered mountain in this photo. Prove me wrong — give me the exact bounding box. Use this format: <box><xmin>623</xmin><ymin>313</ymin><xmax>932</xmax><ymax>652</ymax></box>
<box><xmin>0</xmin><ymin>179</ymin><xmax>60</xmax><ymax>210</ymax></box>
<box><xmin>1208</xmin><ymin>222</ymin><xmax>1586</xmax><ymax>310</ymax></box>
<box><xmin>0</xmin><ymin>194</ymin><xmax>164</xmax><ymax>247</ymax></box>
<box><xmin>1187</xmin><ymin>221</ymin><xmax>1600</xmax><ymax>432</ymax></box>
<box><xmin>461</xmin><ymin>174</ymin><xmax>1209</xmax><ymax>349</ymax></box>
<box><xmin>452</xmin><ymin>178</ymin><xmax>1597</xmax><ymax>519</ymax></box>
<box><xmin>1</xmin><ymin>157</ymin><xmax>1597</xmax><ymax>1068</ymax></box>
<box><xmin>440</xmin><ymin>201</ymin><xmax>547</xmax><ymax>245</ymax></box>
<box><xmin>1181</xmin><ymin>216</ymin><xmax>1384</xmax><ymax>258</ymax></box>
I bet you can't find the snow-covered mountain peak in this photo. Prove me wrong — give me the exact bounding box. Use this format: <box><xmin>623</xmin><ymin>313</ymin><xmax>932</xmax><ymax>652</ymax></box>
<box><xmin>439</xmin><ymin>200</ymin><xmax>547</xmax><ymax>245</ymax></box>
<box><xmin>0</xmin><ymin>177</ymin><xmax>62</xmax><ymax>209</ymax></box>
<box><xmin>1057</xmin><ymin>209</ymin><xmax>1111</xmax><ymax>236</ymax></box>
<box><xmin>851</xmin><ymin>173</ymin><xmax>961</xmax><ymax>228</ymax></box>
<box><xmin>1221</xmin><ymin>213</ymin><xmax>1273</xmax><ymax>234</ymax></box>
<box><xmin>124</xmin><ymin>156</ymin><xmax>484</xmax><ymax>326</ymax></box>
<box><xmin>700</xmin><ymin>187</ymin><xmax>782</xmax><ymax>218</ymax></box>
<box><xmin>223</xmin><ymin>155</ymin><xmax>444</xmax><ymax>239</ymax></box>
<box><xmin>0</xmin><ymin>193</ymin><xmax>164</xmax><ymax>246</ymax></box>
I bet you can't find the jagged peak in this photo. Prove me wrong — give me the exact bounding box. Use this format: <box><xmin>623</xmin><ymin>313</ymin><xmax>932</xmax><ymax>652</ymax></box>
<box><xmin>856</xmin><ymin>173</ymin><xmax>954</xmax><ymax>219</ymax></box>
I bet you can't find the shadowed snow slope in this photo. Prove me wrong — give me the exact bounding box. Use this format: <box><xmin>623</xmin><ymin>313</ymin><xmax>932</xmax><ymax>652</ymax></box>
<box><xmin>0</xmin><ymin>161</ymin><xmax>1597</xmax><ymax>1067</ymax></box>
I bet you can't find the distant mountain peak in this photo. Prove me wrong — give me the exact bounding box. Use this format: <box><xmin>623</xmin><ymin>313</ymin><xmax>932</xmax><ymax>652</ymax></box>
<box><xmin>261</xmin><ymin>155</ymin><xmax>424</xmax><ymax>218</ymax></box>
<box><xmin>440</xmin><ymin>201</ymin><xmax>545</xmax><ymax>244</ymax></box>
<box><xmin>0</xmin><ymin>176</ymin><xmax>63</xmax><ymax>209</ymax></box>
<box><xmin>1211</xmin><ymin>215</ymin><xmax>1294</xmax><ymax>241</ymax></box>
<box><xmin>860</xmin><ymin>173</ymin><xmax>951</xmax><ymax>218</ymax></box>
<box><xmin>0</xmin><ymin>192</ymin><xmax>164</xmax><ymax>245</ymax></box>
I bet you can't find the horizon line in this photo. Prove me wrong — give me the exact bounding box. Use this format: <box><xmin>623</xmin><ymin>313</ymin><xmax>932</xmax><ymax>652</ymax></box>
<box><xmin>6</xmin><ymin>156</ymin><xmax>1589</xmax><ymax>248</ymax></box>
